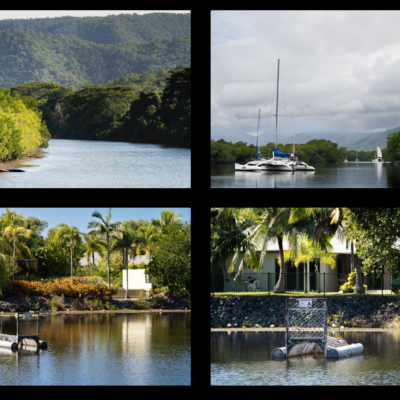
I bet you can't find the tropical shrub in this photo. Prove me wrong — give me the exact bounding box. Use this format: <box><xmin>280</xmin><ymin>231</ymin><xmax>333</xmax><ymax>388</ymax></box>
<box><xmin>131</xmin><ymin>298</ymin><xmax>149</xmax><ymax>310</ymax></box>
<box><xmin>7</xmin><ymin>279</ymin><xmax>117</xmax><ymax>299</ymax></box>
<box><xmin>339</xmin><ymin>272</ymin><xmax>368</xmax><ymax>293</ymax></box>
<box><xmin>151</xmin><ymin>297</ymin><xmax>163</xmax><ymax>308</ymax></box>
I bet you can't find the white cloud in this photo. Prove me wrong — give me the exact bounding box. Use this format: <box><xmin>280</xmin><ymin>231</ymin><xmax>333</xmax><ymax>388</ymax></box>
<box><xmin>211</xmin><ymin>11</ymin><xmax>400</xmax><ymax>135</ymax></box>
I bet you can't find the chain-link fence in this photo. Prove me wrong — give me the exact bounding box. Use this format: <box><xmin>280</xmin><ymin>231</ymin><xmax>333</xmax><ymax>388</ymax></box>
<box><xmin>211</xmin><ymin>272</ymin><xmax>396</xmax><ymax>296</ymax></box>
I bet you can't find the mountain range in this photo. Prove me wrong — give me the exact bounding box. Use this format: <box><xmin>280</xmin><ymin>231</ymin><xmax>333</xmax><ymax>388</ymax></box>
<box><xmin>211</xmin><ymin>125</ymin><xmax>400</xmax><ymax>151</ymax></box>
<box><xmin>0</xmin><ymin>13</ymin><xmax>190</xmax><ymax>88</ymax></box>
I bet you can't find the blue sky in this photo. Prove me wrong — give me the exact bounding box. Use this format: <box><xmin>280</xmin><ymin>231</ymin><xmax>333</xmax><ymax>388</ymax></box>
<box><xmin>0</xmin><ymin>208</ymin><xmax>191</xmax><ymax>237</ymax></box>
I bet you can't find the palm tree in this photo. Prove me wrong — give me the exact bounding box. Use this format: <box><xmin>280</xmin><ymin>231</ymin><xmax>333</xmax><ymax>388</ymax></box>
<box><xmin>151</xmin><ymin>210</ymin><xmax>182</xmax><ymax>234</ymax></box>
<box><xmin>3</xmin><ymin>226</ymin><xmax>33</xmax><ymax>279</ymax></box>
<box><xmin>213</xmin><ymin>208</ymin><xmax>313</xmax><ymax>293</ymax></box>
<box><xmin>137</xmin><ymin>225</ymin><xmax>159</xmax><ymax>262</ymax></box>
<box><xmin>82</xmin><ymin>231</ymin><xmax>106</xmax><ymax>270</ymax></box>
<box><xmin>289</xmin><ymin>207</ymin><xmax>365</xmax><ymax>294</ymax></box>
<box><xmin>113</xmin><ymin>227</ymin><xmax>146</xmax><ymax>299</ymax></box>
<box><xmin>87</xmin><ymin>208</ymin><xmax>121</xmax><ymax>288</ymax></box>
<box><xmin>53</xmin><ymin>224</ymin><xmax>83</xmax><ymax>285</ymax></box>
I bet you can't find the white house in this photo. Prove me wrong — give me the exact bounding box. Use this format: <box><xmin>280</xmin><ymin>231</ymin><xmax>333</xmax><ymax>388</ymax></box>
<box><xmin>122</xmin><ymin>269</ymin><xmax>153</xmax><ymax>294</ymax></box>
<box><xmin>216</xmin><ymin>233</ymin><xmax>393</xmax><ymax>294</ymax></box>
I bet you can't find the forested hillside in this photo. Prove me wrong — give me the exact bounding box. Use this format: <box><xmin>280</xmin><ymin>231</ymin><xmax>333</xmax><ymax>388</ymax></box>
<box><xmin>0</xmin><ymin>13</ymin><xmax>191</xmax><ymax>45</ymax></box>
<box><xmin>10</xmin><ymin>66</ymin><xmax>191</xmax><ymax>147</ymax></box>
<box><xmin>0</xmin><ymin>29</ymin><xmax>190</xmax><ymax>88</ymax></box>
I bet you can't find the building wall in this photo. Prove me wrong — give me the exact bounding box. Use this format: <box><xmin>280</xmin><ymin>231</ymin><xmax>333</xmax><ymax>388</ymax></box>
<box><xmin>122</xmin><ymin>269</ymin><xmax>153</xmax><ymax>290</ymax></box>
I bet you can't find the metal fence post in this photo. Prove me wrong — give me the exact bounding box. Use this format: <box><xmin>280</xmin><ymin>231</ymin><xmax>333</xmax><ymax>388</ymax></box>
<box><xmin>324</xmin><ymin>272</ymin><xmax>326</xmax><ymax>298</ymax></box>
<box><xmin>268</xmin><ymin>272</ymin><xmax>269</xmax><ymax>295</ymax></box>
<box><xmin>382</xmin><ymin>273</ymin><xmax>383</xmax><ymax>297</ymax></box>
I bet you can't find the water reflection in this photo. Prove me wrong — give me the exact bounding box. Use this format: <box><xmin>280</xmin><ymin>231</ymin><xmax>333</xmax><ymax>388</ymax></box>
<box><xmin>0</xmin><ymin>313</ymin><xmax>191</xmax><ymax>385</ymax></box>
<box><xmin>211</xmin><ymin>331</ymin><xmax>400</xmax><ymax>385</ymax></box>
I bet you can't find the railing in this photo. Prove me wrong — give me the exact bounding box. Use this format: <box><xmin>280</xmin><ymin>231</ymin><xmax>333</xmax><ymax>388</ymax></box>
<box><xmin>211</xmin><ymin>272</ymin><xmax>396</xmax><ymax>297</ymax></box>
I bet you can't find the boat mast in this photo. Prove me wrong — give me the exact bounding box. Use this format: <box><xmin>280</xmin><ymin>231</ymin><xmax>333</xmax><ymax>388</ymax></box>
<box><xmin>255</xmin><ymin>109</ymin><xmax>260</xmax><ymax>160</ymax></box>
<box><xmin>275</xmin><ymin>58</ymin><xmax>280</xmax><ymax>154</ymax></box>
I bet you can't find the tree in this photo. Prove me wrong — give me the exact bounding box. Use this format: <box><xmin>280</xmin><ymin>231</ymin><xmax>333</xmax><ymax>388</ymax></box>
<box><xmin>150</xmin><ymin>209</ymin><xmax>182</xmax><ymax>234</ymax></box>
<box><xmin>112</xmin><ymin>226</ymin><xmax>146</xmax><ymax>299</ymax></box>
<box><xmin>3</xmin><ymin>226</ymin><xmax>34</xmax><ymax>278</ymax></box>
<box><xmin>289</xmin><ymin>207</ymin><xmax>365</xmax><ymax>294</ymax></box>
<box><xmin>82</xmin><ymin>231</ymin><xmax>106</xmax><ymax>267</ymax></box>
<box><xmin>53</xmin><ymin>223</ymin><xmax>82</xmax><ymax>284</ymax></box>
<box><xmin>386</xmin><ymin>131</ymin><xmax>400</xmax><ymax>161</ymax></box>
<box><xmin>343</xmin><ymin>208</ymin><xmax>400</xmax><ymax>277</ymax></box>
<box><xmin>146</xmin><ymin>222</ymin><xmax>191</xmax><ymax>295</ymax></box>
<box><xmin>87</xmin><ymin>208</ymin><xmax>121</xmax><ymax>288</ymax></box>
<box><xmin>137</xmin><ymin>224</ymin><xmax>158</xmax><ymax>261</ymax></box>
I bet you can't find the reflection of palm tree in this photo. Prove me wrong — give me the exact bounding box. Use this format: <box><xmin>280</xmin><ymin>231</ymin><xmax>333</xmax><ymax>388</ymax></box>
<box><xmin>88</xmin><ymin>208</ymin><xmax>121</xmax><ymax>288</ymax></box>
<box><xmin>53</xmin><ymin>224</ymin><xmax>82</xmax><ymax>285</ymax></box>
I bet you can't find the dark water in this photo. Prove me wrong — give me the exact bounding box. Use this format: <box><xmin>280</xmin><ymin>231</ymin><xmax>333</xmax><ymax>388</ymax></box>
<box><xmin>0</xmin><ymin>312</ymin><xmax>191</xmax><ymax>385</ymax></box>
<box><xmin>211</xmin><ymin>330</ymin><xmax>400</xmax><ymax>385</ymax></box>
<box><xmin>0</xmin><ymin>139</ymin><xmax>191</xmax><ymax>188</ymax></box>
<box><xmin>211</xmin><ymin>162</ymin><xmax>400</xmax><ymax>188</ymax></box>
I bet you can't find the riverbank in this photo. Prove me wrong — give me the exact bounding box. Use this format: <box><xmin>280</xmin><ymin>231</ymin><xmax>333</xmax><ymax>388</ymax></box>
<box><xmin>0</xmin><ymin>148</ymin><xmax>46</xmax><ymax>170</ymax></box>
<box><xmin>211</xmin><ymin>327</ymin><xmax>398</xmax><ymax>332</ymax></box>
<box><xmin>0</xmin><ymin>292</ymin><xmax>190</xmax><ymax>313</ymax></box>
<box><xmin>211</xmin><ymin>295</ymin><xmax>400</xmax><ymax>329</ymax></box>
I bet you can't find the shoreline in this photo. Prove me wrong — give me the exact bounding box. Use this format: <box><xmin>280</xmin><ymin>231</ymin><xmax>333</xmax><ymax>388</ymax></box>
<box><xmin>0</xmin><ymin>148</ymin><xmax>47</xmax><ymax>170</ymax></box>
<box><xmin>0</xmin><ymin>310</ymin><xmax>191</xmax><ymax>316</ymax></box>
<box><xmin>211</xmin><ymin>327</ymin><xmax>399</xmax><ymax>332</ymax></box>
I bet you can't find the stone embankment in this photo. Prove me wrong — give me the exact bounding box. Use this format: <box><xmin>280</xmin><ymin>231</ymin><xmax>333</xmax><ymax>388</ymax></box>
<box><xmin>210</xmin><ymin>295</ymin><xmax>400</xmax><ymax>329</ymax></box>
<box><xmin>0</xmin><ymin>293</ymin><xmax>190</xmax><ymax>312</ymax></box>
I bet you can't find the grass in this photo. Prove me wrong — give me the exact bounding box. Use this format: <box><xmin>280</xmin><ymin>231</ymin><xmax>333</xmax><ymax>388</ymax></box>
<box><xmin>212</xmin><ymin>291</ymin><xmax>399</xmax><ymax>298</ymax></box>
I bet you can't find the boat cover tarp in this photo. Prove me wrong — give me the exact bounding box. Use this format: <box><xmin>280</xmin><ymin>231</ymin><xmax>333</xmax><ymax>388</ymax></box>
<box><xmin>274</xmin><ymin>148</ymin><xmax>291</xmax><ymax>158</ymax></box>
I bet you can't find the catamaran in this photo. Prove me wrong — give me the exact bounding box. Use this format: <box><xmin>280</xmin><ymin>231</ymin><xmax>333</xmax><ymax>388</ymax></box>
<box><xmin>372</xmin><ymin>146</ymin><xmax>383</xmax><ymax>162</ymax></box>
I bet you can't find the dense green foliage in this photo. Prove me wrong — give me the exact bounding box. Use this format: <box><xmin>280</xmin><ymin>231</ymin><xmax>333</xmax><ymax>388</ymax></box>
<box><xmin>0</xmin><ymin>88</ymin><xmax>50</xmax><ymax>161</ymax></box>
<box><xmin>105</xmin><ymin>68</ymin><xmax>172</xmax><ymax>94</ymax></box>
<box><xmin>211</xmin><ymin>138</ymin><xmax>386</xmax><ymax>163</ymax></box>
<box><xmin>343</xmin><ymin>208</ymin><xmax>400</xmax><ymax>277</ymax></box>
<box><xmin>386</xmin><ymin>131</ymin><xmax>400</xmax><ymax>161</ymax></box>
<box><xmin>0</xmin><ymin>13</ymin><xmax>191</xmax><ymax>45</ymax></box>
<box><xmin>11</xmin><ymin>66</ymin><xmax>191</xmax><ymax>146</ymax></box>
<box><xmin>0</xmin><ymin>28</ymin><xmax>190</xmax><ymax>88</ymax></box>
<box><xmin>145</xmin><ymin>223</ymin><xmax>191</xmax><ymax>295</ymax></box>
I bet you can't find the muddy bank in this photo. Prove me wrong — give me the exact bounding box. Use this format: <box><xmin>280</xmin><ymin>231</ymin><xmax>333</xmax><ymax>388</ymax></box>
<box><xmin>0</xmin><ymin>148</ymin><xmax>46</xmax><ymax>171</ymax></box>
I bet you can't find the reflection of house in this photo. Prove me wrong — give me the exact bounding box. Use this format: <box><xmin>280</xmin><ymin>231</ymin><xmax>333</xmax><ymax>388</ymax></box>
<box><xmin>217</xmin><ymin>234</ymin><xmax>393</xmax><ymax>294</ymax></box>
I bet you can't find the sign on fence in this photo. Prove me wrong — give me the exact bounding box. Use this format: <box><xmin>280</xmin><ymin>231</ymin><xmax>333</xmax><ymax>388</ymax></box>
<box><xmin>298</xmin><ymin>299</ymin><xmax>312</xmax><ymax>308</ymax></box>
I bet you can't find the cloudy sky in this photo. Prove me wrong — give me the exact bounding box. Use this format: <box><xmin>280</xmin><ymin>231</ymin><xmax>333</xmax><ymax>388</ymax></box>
<box><xmin>211</xmin><ymin>11</ymin><xmax>400</xmax><ymax>136</ymax></box>
<box><xmin>0</xmin><ymin>10</ymin><xmax>190</xmax><ymax>19</ymax></box>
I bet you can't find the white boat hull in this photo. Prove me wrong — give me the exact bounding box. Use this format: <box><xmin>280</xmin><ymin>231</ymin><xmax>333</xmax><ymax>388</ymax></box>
<box><xmin>372</xmin><ymin>158</ymin><xmax>383</xmax><ymax>162</ymax></box>
<box><xmin>259</xmin><ymin>161</ymin><xmax>295</xmax><ymax>171</ymax></box>
<box><xmin>235</xmin><ymin>163</ymin><xmax>261</xmax><ymax>171</ymax></box>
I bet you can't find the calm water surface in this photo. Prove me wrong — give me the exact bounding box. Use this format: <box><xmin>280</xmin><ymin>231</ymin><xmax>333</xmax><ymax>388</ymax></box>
<box><xmin>211</xmin><ymin>162</ymin><xmax>400</xmax><ymax>188</ymax></box>
<box><xmin>0</xmin><ymin>139</ymin><xmax>191</xmax><ymax>188</ymax></box>
<box><xmin>211</xmin><ymin>331</ymin><xmax>400</xmax><ymax>385</ymax></box>
<box><xmin>0</xmin><ymin>313</ymin><xmax>191</xmax><ymax>385</ymax></box>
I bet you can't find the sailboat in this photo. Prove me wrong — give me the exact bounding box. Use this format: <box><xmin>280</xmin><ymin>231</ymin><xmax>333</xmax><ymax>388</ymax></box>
<box><xmin>235</xmin><ymin>109</ymin><xmax>263</xmax><ymax>172</ymax></box>
<box><xmin>255</xmin><ymin>59</ymin><xmax>296</xmax><ymax>171</ymax></box>
<box><xmin>290</xmin><ymin>128</ymin><xmax>315</xmax><ymax>171</ymax></box>
<box><xmin>235</xmin><ymin>60</ymin><xmax>295</xmax><ymax>172</ymax></box>
<box><xmin>372</xmin><ymin>146</ymin><xmax>383</xmax><ymax>162</ymax></box>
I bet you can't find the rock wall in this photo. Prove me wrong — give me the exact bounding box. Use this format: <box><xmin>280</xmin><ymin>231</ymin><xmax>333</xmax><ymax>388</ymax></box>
<box><xmin>210</xmin><ymin>295</ymin><xmax>400</xmax><ymax>328</ymax></box>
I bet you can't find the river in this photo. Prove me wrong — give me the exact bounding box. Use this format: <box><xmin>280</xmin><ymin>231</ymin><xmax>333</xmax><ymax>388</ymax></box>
<box><xmin>0</xmin><ymin>312</ymin><xmax>191</xmax><ymax>385</ymax></box>
<box><xmin>0</xmin><ymin>139</ymin><xmax>191</xmax><ymax>188</ymax></box>
<box><xmin>211</xmin><ymin>330</ymin><xmax>400</xmax><ymax>385</ymax></box>
<box><xmin>211</xmin><ymin>161</ymin><xmax>400</xmax><ymax>188</ymax></box>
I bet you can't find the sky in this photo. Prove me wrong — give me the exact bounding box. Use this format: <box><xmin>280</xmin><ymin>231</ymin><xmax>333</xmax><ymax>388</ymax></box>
<box><xmin>0</xmin><ymin>208</ymin><xmax>191</xmax><ymax>237</ymax></box>
<box><xmin>211</xmin><ymin>11</ymin><xmax>400</xmax><ymax>136</ymax></box>
<box><xmin>0</xmin><ymin>10</ymin><xmax>190</xmax><ymax>20</ymax></box>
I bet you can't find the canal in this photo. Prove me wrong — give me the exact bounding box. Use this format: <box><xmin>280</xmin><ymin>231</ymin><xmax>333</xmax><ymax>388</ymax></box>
<box><xmin>211</xmin><ymin>330</ymin><xmax>400</xmax><ymax>385</ymax></box>
<box><xmin>0</xmin><ymin>312</ymin><xmax>191</xmax><ymax>385</ymax></box>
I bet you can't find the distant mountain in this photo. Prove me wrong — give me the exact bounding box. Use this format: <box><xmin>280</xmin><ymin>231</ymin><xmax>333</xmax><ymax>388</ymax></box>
<box><xmin>212</xmin><ymin>124</ymin><xmax>400</xmax><ymax>151</ymax></box>
<box><xmin>345</xmin><ymin>126</ymin><xmax>400</xmax><ymax>151</ymax></box>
